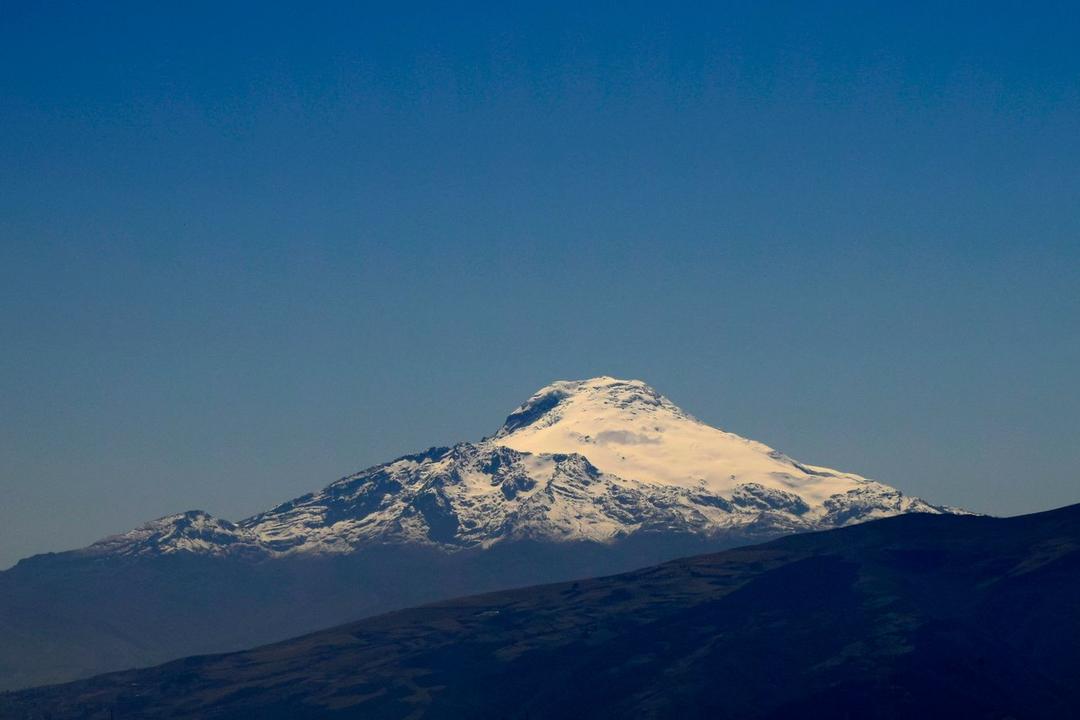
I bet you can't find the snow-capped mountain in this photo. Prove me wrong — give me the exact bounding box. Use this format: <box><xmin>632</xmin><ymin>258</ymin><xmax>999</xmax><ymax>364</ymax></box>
<box><xmin>84</xmin><ymin>377</ymin><xmax>954</xmax><ymax>559</ymax></box>
<box><xmin>3</xmin><ymin>376</ymin><xmax>965</xmax><ymax>692</ymax></box>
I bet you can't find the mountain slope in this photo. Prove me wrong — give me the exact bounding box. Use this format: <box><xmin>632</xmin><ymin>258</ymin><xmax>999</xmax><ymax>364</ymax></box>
<box><xmin>0</xmin><ymin>377</ymin><xmax>958</xmax><ymax>690</ymax></box>
<box><xmin>4</xmin><ymin>504</ymin><xmax>1076</xmax><ymax>720</ymax></box>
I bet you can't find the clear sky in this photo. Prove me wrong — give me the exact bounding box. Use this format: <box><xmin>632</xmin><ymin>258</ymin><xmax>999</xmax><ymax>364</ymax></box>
<box><xmin>2</xmin><ymin>1</ymin><xmax>1078</xmax><ymax>568</ymax></box>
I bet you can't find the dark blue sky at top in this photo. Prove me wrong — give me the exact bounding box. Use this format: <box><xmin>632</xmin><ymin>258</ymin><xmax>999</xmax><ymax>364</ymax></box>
<box><xmin>2</xmin><ymin>1</ymin><xmax>1078</xmax><ymax>567</ymax></box>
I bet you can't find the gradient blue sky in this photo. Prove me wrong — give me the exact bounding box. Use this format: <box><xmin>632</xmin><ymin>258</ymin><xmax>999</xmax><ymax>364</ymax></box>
<box><xmin>2</xmin><ymin>1</ymin><xmax>1079</xmax><ymax>567</ymax></box>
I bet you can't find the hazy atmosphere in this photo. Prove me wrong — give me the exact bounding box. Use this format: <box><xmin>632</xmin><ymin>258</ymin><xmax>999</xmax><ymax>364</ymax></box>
<box><xmin>3</xmin><ymin>2</ymin><xmax>1079</xmax><ymax>569</ymax></box>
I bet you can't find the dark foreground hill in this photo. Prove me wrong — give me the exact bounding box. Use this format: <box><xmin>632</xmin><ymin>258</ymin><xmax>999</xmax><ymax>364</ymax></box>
<box><xmin>3</xmin><ymin>504</ymin><xmax>1078</xmax><ymax>719</ymax></box>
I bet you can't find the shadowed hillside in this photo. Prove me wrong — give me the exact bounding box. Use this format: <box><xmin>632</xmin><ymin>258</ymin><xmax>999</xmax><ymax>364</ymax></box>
<box><xmin>2</xmin><ymin>503</ymin><xmax>1077</xmax><ymax>719</ymax></box>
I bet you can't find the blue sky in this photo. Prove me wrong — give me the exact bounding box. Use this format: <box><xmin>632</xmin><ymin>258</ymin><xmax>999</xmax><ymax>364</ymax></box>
<box><xmin>2</xmin><ymin>1</ymin><xmax>1078</xmax><ymax>567</ymax></box>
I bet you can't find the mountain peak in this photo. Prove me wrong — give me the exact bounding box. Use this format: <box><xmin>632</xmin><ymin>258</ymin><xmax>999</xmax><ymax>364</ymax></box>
<box><xmin>495</xmin><ymin>376</ymin><xmax>692</xmax><ymax>438</ymax></box>
<box><xmin>492</xmin><ymin>376</ymin><xmax>878</xmax><ymax>503</ymax></box>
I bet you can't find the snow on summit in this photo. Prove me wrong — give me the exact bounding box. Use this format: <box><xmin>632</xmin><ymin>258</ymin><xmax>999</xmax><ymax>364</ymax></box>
<box><xmin>493</xmin><ymin>377</ymin><xmax>867</xmax><ymax>503</ymax></box>
<box><xmin>77</xmin><ymin>376</ymin><xmax>957</xmax><ymax>559</ymax></box>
